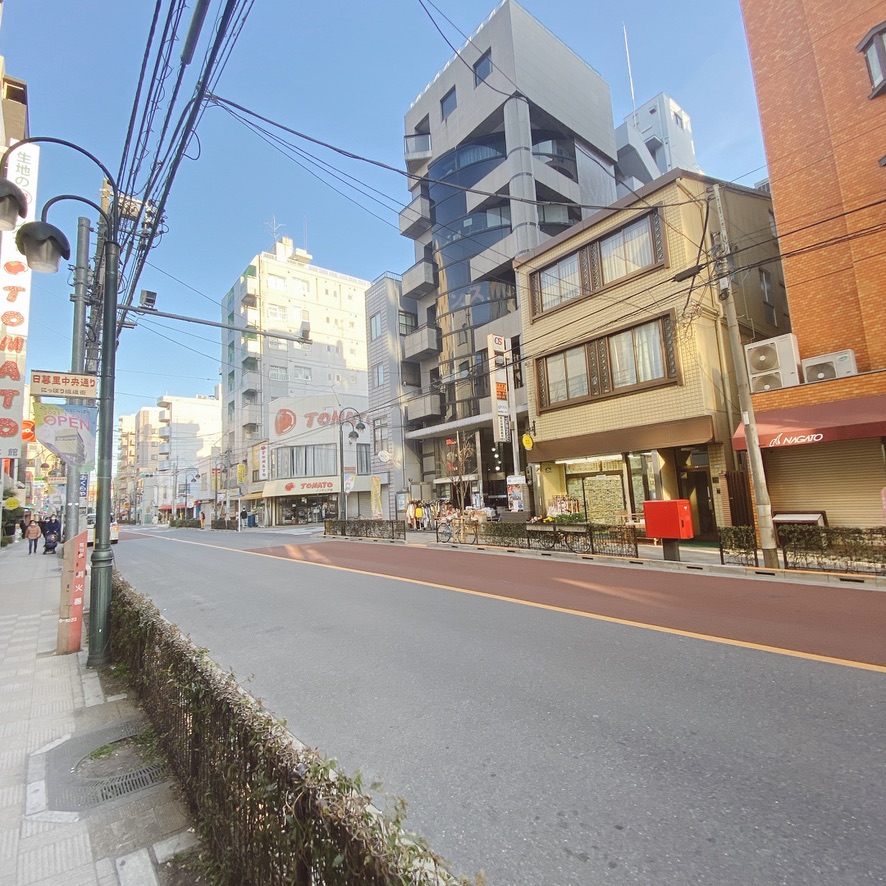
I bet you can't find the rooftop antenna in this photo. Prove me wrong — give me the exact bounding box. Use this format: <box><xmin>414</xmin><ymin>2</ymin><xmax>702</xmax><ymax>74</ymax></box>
<box><xmin>623</xmin><ymin>23</ymin><xmax>637</xmax><ymax>121</ymax></box>
<box><xmin>266</xmin><ymin>214</ymin><xmax>285</xmax><ymax>246</ymax></box>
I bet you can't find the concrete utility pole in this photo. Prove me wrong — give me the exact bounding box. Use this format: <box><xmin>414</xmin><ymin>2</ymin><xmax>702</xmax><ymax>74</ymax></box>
<box><xmin>710</xmin><ymin>184</ymin><xmax>779</xmax><ymax>568</ymax></box>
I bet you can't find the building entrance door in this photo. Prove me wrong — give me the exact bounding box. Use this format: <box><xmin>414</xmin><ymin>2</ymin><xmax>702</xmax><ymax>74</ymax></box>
<box><xmin>678</xmin><ymin>468</ymin><xmax>716</xmax><ymax>540</ymax></box>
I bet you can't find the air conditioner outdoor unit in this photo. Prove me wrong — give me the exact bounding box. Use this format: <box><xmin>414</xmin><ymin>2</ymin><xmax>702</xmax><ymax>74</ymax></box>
<box><xmin>801</xmin><ymin>349</ymin><xmax>857</xmax><ymax>383</ymax></box>
<box><xmin>745</xmin><ymin>333</ymin><xmax>801</xmax><ymax>393</ymax></box>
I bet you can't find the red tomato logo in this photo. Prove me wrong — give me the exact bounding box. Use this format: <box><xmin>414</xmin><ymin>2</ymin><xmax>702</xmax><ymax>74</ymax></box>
<box><xmin>274</xmin><ymin>409</ymin><xmax>296</xmax><ymax>436</ymax></box>
<box><xmin>3</xmin><ymin>260</ymin><xmax>26</xmax><ymax>275</ymax></box>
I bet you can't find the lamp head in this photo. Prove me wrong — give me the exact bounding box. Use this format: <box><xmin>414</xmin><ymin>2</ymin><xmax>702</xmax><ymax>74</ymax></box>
<box><xmin>348</xmin><ymin>429</ymin><xmax>359</xmax><ymax>442</ymax></box>
<box><xmin>15</xmin><ymin>220</ymin><xmax>71</xmax><ymax>273</ymax></box>
<box><xmin>355</xmin><ymin>420</ymin><xmax>366</xmax><ymax>432</ymax></box>
<box><xmin>0</xmin><ymin>179</ymin><xmax>27</xmax><ymax>231</ymax></box>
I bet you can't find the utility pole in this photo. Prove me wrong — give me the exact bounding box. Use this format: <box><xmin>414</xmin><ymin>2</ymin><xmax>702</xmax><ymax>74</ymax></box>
<box><xmin>710</xmin><ymin>184</ymin><xmax>779</xmax><ymax>568</ymax></box>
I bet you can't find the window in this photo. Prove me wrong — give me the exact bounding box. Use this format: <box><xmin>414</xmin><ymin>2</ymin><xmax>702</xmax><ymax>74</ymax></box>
<box><xmin>401</xmin><ymin>362</ymin><xmax>420</xmax><ymax>387</ymax></box>
<box><xmin>858</xmin><ymin>23</ymin><xmax>886</xmax><ymax>96</ymax></box>
<box><xmin>370</xmin><ymin>312</ymin><xmax>383</xmax><ymax>340</ymax></box>
<box><xmin>373</xmin><ymin>363</ymin><xmax>385</xmax><ymax>387</ymax></box>
<box><xmin>673</xmin><ymin>112</ymin><xmax>683</xmax><ymax>129</ymax></box>
<box><xmin>530</xmin><ymin>213</ymin><xmax>663</xmax><ymax>316</ymax></box>
<box><xmin>268</xmin><ymin>336</ymin><xmax>288</xmax><ymax>350</ymax></box>
<box><xmin>537</xmin><ymin>315</ymin><xmax>677</xmax><ymax>408</ymax></box>
<box><xmin>267</xmin><ymin>304</ymin><xmax>287</xmax><ymax>321</ymax></box>
<box><xmin>227</xmin><ymin>371</ymin><xmax>235</xmax><ymax>392</ymax></box>
<box><xmin>538</xmin><ymin>253</ymin><xmax>582</xmax><ymax>312</ymax></box>
<box><xmin>292</xmin><ymin>365</ymin><xmax>311</xmax><ymax>381</ymax></box>
<box><xmin>268</xmin><ymin>365</ymin><xmax>287</xmax><ymax>381</ymax></box>
<box><xmin>398</xmin><ymin>311</ymin><xmax>417</xmax><ymax>336</ymax></box>
<box><xmin>373</xmin><ymin>416</ymin><xmax>389</xmax><ymax>454</ymax></box>
<box><xmin>267</xmin><ymin>274</ymin><xmax>286</xmax><ymax>291</ymax></box>
<box><xmin>473</xmin><ymin>49</ymin><xmax>492</xmax><ymax>86</ymax></box>
<box><xmin>357</xmin><ymin>443</ymin><xmax>371</xmax><ymax>475</ymax></box>
<box><xmin>600</xmin><ymin>217</ymin><xmax>655</xmax><ymax>284</ymax></box>
<box><xmin>441</xmin><ymin>87</ymin><xmax>457</xmax><ymax>120</ymax></box>
<box><xmin>760</xmin><ymin>269</ymin><xmax>777</xmax><ymax>327</ymax></box>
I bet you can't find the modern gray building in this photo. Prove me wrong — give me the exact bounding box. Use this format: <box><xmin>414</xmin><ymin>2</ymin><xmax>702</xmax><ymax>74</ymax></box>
<box><xmin>367</xmin><ymin>0</ymin><xmax>698</xmax><ymax>513</ymax></box>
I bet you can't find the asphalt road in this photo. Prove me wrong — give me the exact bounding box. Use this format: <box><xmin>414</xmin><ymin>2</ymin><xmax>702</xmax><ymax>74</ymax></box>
<box><xmin>114</xmin><ymin>527</ymin><xmax>886</xmax><ymax>886</ymax></box>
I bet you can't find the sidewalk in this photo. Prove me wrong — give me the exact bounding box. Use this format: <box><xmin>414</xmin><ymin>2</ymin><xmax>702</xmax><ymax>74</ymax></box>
<box><xmin>0</xmin><ymin>537</ymin><xmax>197</xmax><ymax>886</ymax></box>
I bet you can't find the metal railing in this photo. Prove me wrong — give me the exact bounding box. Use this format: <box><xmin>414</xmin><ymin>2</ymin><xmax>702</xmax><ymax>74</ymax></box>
<box><xmin>778</xmin><ymin>525</ymin><xmax>886</xmax><ymax>575</ymax></box>
<box><xmin>718</xmin><ymin>525</ymin><xmax>759</xmax><ymax>568</ymax></box>
<box><xmin>436</xmin><ymin>520</ymin><xmax>639</xmax><ymax>559</ymax></box>
<box><xmin>719</xmin><ymin>524</ymin><xmax>886</xmax><ymax>575</ymax></box>
<box><xmin>324</xmin><ymin>519</ymin><xmax>406</xmax><ymax>541</ymax></box>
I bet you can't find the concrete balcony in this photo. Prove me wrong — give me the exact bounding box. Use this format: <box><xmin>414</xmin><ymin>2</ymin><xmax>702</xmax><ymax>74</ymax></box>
<box><xmin>241</xmin><ymin>371</ymin><xmax>261</xmax><ymax>393</ymax></box>
<box><xmin>241</xmin><ymin>404</ymin><xmax>263</xmax><ymax>428</ymax></box>
<box><xmin>399</xmin><ymin>194</ymin><xmax>432</xmax><ymax>238</ymax></box>
<box><xmin>403</xmin><ymin>324</ymin><xmax>441</xmax><ymax>360</ymax></box>
<box><xmin>405</xmin><ymin>392</ymin><xmax>443</xmax><ymax>422</ymax></box>
<box><xmin>402</xmin><ymin>258</ymin><xmax>437</xmax><ymax>299</ymax></box>
<box><xmin>242</xmin><ymin>277</ymin><xmax>259</xmax><ymax>307</ymax></box>
<box><xmin>158</xmin><ymin>425</ymin><xmax>171</xmax><ymax>440</ymax></box>
<box><xmin>159</xmin><ymin>443</ymin><xmax>171</xmax><ymax>457</ymax></box>
<box><xmin>404</xmin><ymin>132</ymin><xmax>432</xmax><ymax>168</ymax></box>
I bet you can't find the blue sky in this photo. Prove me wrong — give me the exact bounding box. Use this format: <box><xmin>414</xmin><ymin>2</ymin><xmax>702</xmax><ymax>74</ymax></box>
<box><xmin>1</xmin><ymin>0</ymin><xmax>765</xmax><ymax>419</ymax></box>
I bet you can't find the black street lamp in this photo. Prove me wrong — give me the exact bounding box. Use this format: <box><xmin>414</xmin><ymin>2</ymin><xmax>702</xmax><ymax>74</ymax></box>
<box><xmin>0</xmin><ymin>137</ymin><xmax>120</xmax><ymax>667</ymax></box>
<box><xmin>338</xmin><ymin>408</ymin><xmax>365</xmax><ymax>520</ymax></box>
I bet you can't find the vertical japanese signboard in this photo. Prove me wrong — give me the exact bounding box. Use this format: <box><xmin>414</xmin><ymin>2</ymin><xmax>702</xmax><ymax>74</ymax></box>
<box><xmin>57</xmin><ymin>530</ymin><xmax>87</xmax><ymax>654</ymax></box>
<box><xmin>0</xmin><ymin>142</ymin><xmax>40</xmax><ymax>458</ymax></box>
<box><xmin>487</xmin><ymin>334</ymin><xmax>511</xmax><ymax>443</ymax></box>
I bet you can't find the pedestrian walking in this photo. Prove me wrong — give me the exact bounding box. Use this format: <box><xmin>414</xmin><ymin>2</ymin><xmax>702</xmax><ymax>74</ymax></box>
<box><xmin>200</xmin><ymin>511</ymin><xmax>206</xmax><ymax>530</ymax></box>
<box><xmin>25</xmin><ymin>519</ymin><xmax>42</xmax><ymax>554</ymax></box>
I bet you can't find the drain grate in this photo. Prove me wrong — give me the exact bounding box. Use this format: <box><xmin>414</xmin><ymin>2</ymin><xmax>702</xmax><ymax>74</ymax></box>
<box><xmin>45</xmin><ymin>719</ymin><xmax>170</xmax><ymax>812</ymax></box>
<box><xmin>87</xmin><ymin>761</ymin><xmax>168</xmax><ymax>803</ymax></box>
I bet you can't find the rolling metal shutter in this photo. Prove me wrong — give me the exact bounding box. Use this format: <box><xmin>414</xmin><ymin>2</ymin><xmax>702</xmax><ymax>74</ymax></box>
<box><xmin>763</xmin><ymin>438</ymin><xmax>886</xmax><ymax>527</ymax></box>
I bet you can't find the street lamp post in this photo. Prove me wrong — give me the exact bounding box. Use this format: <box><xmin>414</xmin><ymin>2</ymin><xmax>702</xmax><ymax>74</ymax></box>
<box><xmin>1</xmin><ymin>137</ymin><xmax>120</xmax><ymax>667</ymax></box>
<box><xmin>338</xmin><ymin>409</ymin><xmax>365</xmax><ymax>521</ymax></box>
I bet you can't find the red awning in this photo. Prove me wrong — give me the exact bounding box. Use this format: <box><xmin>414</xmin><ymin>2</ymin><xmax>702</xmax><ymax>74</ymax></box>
<box><xmin>733</xmin><ymin>393</ymin><xmax>886</xmax><ymax>450</ymax></box>
<box><xmin>157</xmin><ymin>504</ymin><xmax>172</xmax><ymax>511</ymax></box>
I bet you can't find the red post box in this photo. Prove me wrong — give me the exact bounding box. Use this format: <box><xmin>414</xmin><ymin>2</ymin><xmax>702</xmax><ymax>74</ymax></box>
<box><xmin>642</xmin><ymin>499</ymin><xmax>694</xmax><ymax>539</ymax></box>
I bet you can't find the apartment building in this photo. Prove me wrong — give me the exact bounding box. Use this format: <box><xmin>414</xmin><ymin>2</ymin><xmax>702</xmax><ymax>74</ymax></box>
<box><xmin>379</xmin><ymin>0</ymin><xmax>698</xmax><ymax>512</ymax></box>
<box><xmin>221</xmin><ymin>236</ymin><xmax>370</xmax><ymax>523</ymax></box>
<box><xmin>155</xmin><ymin>392</ymin><xmax>222</xmax><ymax>520</ymax></box>
<box><xmin>114</xmin><ymin>406</ymin><xmax>162</xmax><ymax>524</ymax></box>
<box><xmin>737</xmin><ymin>0</ymin><xmax>886</xmax><ymax>525</ymax></box>
<box><xmin>514</xmin><ymin>170</ymin><xmax>786</xmax><ymax>539</ymax></box>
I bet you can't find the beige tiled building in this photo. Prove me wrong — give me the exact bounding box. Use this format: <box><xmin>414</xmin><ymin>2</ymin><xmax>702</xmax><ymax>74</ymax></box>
<box><xmin>514</xmin><ymin>170</ymin><xmax>786</xmax><ymax>539</ymax></box>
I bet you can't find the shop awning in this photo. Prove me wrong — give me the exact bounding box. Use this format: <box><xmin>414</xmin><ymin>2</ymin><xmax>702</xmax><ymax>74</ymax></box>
<box><xmin>157</xmin><ymin>505</ymin><xmax>172</xmax><ymax>511</ymax></box>
<box><xmin>527</xmin><ymin>415</ymin><xmax>714</xmax><ymax>463</ymax></box>
<box><xmin>263</xmin><ymin>477</ymin><xmax>340</xmax><ymax>498</ymax></box>
<box><xmin>238</xmin><ymin>492</ymin><xmax>264</xmax><ymax>502</ymax></box>
<box><xmin>732</xmin><ymin>393</ymin><xmax>886</xmax><ymax>450</ymax></box>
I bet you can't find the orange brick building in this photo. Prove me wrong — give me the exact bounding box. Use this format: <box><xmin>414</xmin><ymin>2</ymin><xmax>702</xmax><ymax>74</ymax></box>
<box><xmin>737</xmin><ymin>0</ymin><xmax>886</xmax><ymax>526</ymax></box>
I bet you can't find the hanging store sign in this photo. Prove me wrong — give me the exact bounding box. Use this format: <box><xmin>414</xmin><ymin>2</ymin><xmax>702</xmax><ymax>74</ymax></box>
<box><xmin>0</xmin><ymin>142</ymin><xmax>40</xmax><ymax>459</ymax></box>
<box><xmin>33</xmin><ymin>402</ymin><xmax>98</xmax><ymax>472</ymax></box>
<box><xmin>487</xmin><ymin>334</ymin><xmax>511</xmax><ymax>443</ymax></box>
<box><xmin>30</xmin><ymin>370</ymin><xmax>98</xmax><ymax>399</ymax></box>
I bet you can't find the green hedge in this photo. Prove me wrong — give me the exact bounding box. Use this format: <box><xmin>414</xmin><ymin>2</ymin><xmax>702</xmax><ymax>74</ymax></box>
<box><xmin>109</xmin><ymin>574</ymin><xmax>477</xmax><ymax>885</ymax></box>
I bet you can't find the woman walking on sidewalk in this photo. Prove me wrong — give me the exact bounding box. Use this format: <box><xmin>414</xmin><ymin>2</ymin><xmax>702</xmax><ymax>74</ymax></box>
<box><xmin>25</xmin><ymin>519</ymin><xmax>41</xmax><ymax>554</ymax></box>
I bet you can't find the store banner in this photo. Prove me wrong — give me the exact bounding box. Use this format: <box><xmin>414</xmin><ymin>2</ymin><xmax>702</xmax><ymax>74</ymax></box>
<box><xmin>33</xmin><ymin>402</ymin><xmax>98</xmax><ymax>472</ymax></box>
<box><xmin>371</xmin><ymin>475</ymin><xmax>383</xmax><ymax>519</ymax></box>
<box><xmin>487</xmin><ymin>334</ymin><xmax>511</xmax><ymax>443</ymax></box>
<box><xmin>0</xmin><ymin>142</ymin><xmax>40</xmax><ymax>459</ymax></box>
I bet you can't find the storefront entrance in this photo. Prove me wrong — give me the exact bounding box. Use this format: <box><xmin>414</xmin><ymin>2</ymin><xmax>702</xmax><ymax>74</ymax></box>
<box><xmin>676</xmin><ymin>448</ymin><xmax>716</xmax><ymax>540</ymax></box>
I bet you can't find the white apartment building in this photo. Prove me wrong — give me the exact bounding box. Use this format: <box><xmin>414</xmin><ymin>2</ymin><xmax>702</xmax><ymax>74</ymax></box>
<box><xmin>155</xmin><ymin>391</ymin><xmax>222</xmax><ymax>520</ymax></box>
<box><xmin>221</xmin><ymin>236</ymin><xmax>370</xmax><ymax>522</ymax></box>
<box><xmin>114</xmin><ymin>406</ymin><xmax>163</xmax><ymax>524</ymax></box>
